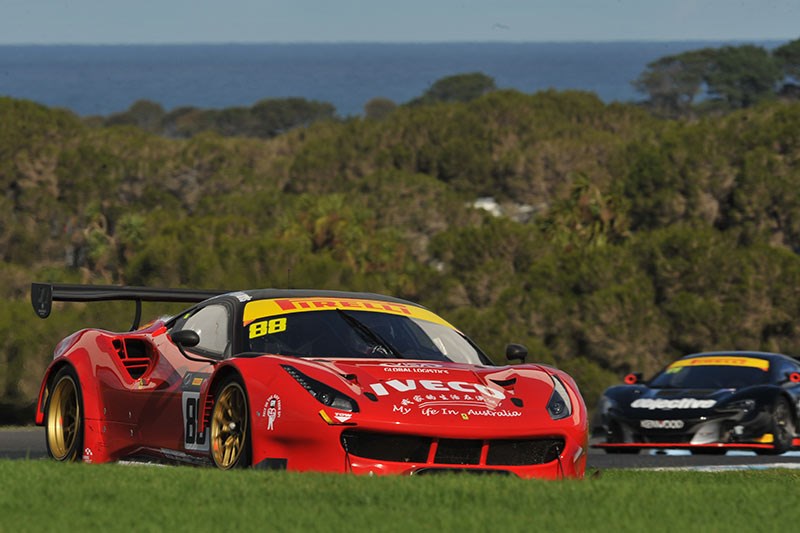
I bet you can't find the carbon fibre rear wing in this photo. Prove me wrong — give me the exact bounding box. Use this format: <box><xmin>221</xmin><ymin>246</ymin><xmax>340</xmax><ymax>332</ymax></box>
<box><xmin>31</xmin><ymin>282</ymin><xmax>227</xmax><ymax>331</ymax></box>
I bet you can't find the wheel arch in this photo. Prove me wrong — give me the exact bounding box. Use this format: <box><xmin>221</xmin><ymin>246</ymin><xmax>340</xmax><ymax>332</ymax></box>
<box><xmin>777</xmin><ymin>390</ymin><xmax>799</xmax><ymax>430</ymax></box>
<box><xmin>35</xmin><ymin>353</ymin><xmax>103</xmax><ymax>426</ymax></box>
<box><xmin>36</xmin><ymin>360</ymin><xmax>79</xmax><ymax>425</ymax></box>
<box><xmin>199</xmin><ymin>364</ymin><xmax>247</xmax><ymax>433</ymax></box>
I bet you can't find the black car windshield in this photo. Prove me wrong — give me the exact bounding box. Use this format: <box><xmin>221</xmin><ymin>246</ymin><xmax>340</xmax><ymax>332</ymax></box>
<box><xmin>649</xmin><ymin>357</ymin><xmax>770</xmax><ymax>389</ymax></box>
<box><xmin>245</xmin><ymin>307</ymin><xmax>490</xmax><ymax>365</ymax></box>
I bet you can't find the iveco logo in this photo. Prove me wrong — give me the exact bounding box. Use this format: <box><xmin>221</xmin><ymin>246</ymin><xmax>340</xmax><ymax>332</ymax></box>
<box><xmin>369</xmin><ymin>379</ymin><xmax>506</xmax><ymax>399</ymax></box>
<box><xmin>640</xmin><ymin>419</ymin><xmax>685</xmax><ymax>429</ymax></box>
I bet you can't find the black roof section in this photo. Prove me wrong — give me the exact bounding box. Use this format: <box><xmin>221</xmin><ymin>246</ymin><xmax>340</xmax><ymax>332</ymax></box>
<box><xmin>680</xmin><ymin>351</ymin><xmax>796</xmax><ymax>362</ymax></box>
<box><xmin>224</xmin><ymin>288</ymin><xmax>420</xmax><ymax>307</ymax></box>
<box><xmin>31</xmin><ymin>282</ymin><xmax>424</xmax><ymax>331</ymax></box>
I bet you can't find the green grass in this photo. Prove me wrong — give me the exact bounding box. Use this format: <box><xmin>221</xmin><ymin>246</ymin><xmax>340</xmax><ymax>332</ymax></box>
<box><xmin>0</xmin><ymin>460</ymin><xmax>796</xmax><ymax>532</ymax></box>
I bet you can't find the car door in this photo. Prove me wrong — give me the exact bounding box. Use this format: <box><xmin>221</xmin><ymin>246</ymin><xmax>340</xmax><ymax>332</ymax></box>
<box><xmin>135</xmin><ymin>301</ymin><xmax>234</xmax><ymax>456</ymax></box>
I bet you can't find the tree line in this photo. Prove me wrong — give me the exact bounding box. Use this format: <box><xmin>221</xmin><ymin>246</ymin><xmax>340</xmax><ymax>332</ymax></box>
<box><xmin>94</xmin><ymin>38</ymin><xmax>800</xmax><ymax>141</ymax></box>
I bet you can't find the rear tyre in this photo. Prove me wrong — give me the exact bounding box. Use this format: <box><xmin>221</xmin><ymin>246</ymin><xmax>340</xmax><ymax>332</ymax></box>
<box><xmin>758</xmin><ymin>397</ymin><xmax>795</xmax><ymax>456</ymax></box>
<box><xmin>210</xmin><ymin>375</ymin><xmax>251</xmax><ymax>469</ymax></box>
<box><xmin>45</xmin><ymin>366</ymin><xmax>84</xmax><ymax>462</ymax></box>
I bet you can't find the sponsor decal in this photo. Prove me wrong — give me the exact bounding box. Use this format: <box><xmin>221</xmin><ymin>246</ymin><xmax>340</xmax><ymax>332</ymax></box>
<box><xmin>242</xmin><ymin>297</ymin><xmax>454</xmax><ymax>328</ymax></box>
<box><xmin>386</xmin><ymin>388</ymin><xmax>520</xmax><ymax>418</ymax></box>
<box><xmin>262</xmin><ymin>395</ymin><xmax>282</xmax><ymax>430</ymax></box>
<box><xmin>640</xmin><ymin>419</ymin><xmax>685</xmax><ymax>429</ymax></box>
<box><xmin>333</xmin><ymin>412</ymin><xmax>352</xmax><ymax>423</ymax></box>
<box><xmin>83</xmin><ymin>448</ymin><xmax>93</xmax><ymax>463</ymax></box>
<box><xmin>369</xmin><ymin>379</ymin><xmax>505</xmax><ymax>400</ymax></box>
<box><xmin>668</xmin><ymin>357</ymin><xmax>769</xmax><ymax>372</ymax></box>
<box><xmin>182</xmin><ymin>391</ymin><xmax>209</xmax><ymax>451</ymax></box>
<box><xmin>631</xmin><ymin>398</ymin><xmax>717</xmax><ymax>410</ymax></box>
<box><xmin>229</xmin><ymin>291</ymin><xmax>253</xmax><ymax>303</ymax></box>
<box><xmin>380</xmin><ymin>362</ymin><xmax>449</xmax><ymax>374</ymax></box>
<box><xmin>181</xmin><ymin>372</ymin><xmax>211</xmax><ymax>392</ymax></box>
<box><xmin>412</xmin><ymin>406</ymin><xmax>521</xmax><ymax>418</ymax></box>
<box><xmin>383</xmin><ymin>367</ymin><xmax>449</xmax><ymax>374</ymax></box>
<box><xmin>379</xmin><ymin>362</ymin><xmax>443</xmax><ymax>368</ymax></box>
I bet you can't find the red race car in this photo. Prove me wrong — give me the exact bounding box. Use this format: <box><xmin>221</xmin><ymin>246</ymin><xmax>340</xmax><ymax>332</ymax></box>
<box><xmin>32</xmin><ymin>283</ymin><xmax>587</xmax><ymax>478</ymax></box>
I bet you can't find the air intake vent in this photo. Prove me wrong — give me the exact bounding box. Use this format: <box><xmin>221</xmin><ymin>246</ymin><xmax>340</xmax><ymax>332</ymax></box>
<box><xmin>341</xmin><ymin>430</ymin><xmax>564</xmax><ymax>467</ymax></box>
<box><xmin>341</xmin><ymin>431</ymin><xmax>431</xmax><ymax>463</ymax></box>
<box><xmin>111</xmin><ymin>338</ymin><xmax>154</xmax><ymax>380</ymax></box>
<box><xmin>434</xmin><ymin>439</ymin><xmax>482</xmax><ymax>465</ymax></box>
<box><xmin>486</xmin><ymin>438</ymin><xmax>564</xmax><ymax>466</ymax></box>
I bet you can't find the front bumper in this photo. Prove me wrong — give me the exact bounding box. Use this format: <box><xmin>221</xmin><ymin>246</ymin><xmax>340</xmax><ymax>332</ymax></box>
<box><xmin>341</xmin><ymin>430</ymin><xmax>586</xmax><ymax>479</ymax></box>
<box><xmin>592</xmin><ymin>408</ymin><xmax>784</xmax><ymax>451</ymax></box>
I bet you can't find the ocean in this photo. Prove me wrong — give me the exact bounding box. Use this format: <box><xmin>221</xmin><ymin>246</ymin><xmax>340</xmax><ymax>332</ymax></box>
<box><xmin>0</xmin><ymin>41</ymin><xmax>782</xmax><ymax>117</ymax></box>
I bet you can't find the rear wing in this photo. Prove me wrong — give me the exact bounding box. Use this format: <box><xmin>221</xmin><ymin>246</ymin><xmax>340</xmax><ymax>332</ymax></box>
<box><xmin>31</xmin><ymin>282</ymin><xmax>227</xmax><ymax>331</ymax></box>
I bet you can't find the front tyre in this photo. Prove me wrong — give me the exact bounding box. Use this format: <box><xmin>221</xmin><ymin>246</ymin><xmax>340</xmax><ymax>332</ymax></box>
<box><xmin>210</xmin><ymin>375</ymin><xmax>251</xmax><ymax>469</ymax></box>
<box><xmin>761</xmin><ymin>397</ymin><xmax>795</xmax><ymax>455</ymax></box>
<box><xmin>45</xmin><ymin>366</ymin><xmax>84</xmax><ymax>461</ymax></box>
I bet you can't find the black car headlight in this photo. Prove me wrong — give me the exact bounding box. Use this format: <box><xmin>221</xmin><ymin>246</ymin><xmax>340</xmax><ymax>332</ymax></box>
<box><xmin>721</xmin><ymin>399</ymin><xmax>756</xmax><ymax>412</ymax></box>
<box><xmin>547</xmin><ymin>375</ymin><xmax>573</xmax><ymax>420</ymax></box>
<box><xmin>281</xmin><ymin>365</ymin><xmax>360</xmax><ymax>412</ymax></box>
<box><xmin>597</xmin><ymin>396</ymin><xmax>616</xmax><ymax>416</ymax></box>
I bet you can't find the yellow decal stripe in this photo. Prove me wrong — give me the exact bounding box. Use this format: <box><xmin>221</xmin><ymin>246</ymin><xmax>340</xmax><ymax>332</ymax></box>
<box><xmin>668</xmin><ymin>357</ymin><xmax>769</xmax><ymax>372</ymax></box>
<box><xmin>243</xmin><ymin>297</ymin><xmax>453</xmax><ymax>328</ymax></box>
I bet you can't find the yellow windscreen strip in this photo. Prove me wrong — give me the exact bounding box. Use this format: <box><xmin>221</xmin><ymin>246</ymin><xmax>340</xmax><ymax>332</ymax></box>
<box><xmin>668</xmin><ymin>357</ymin><xmax>769</xmax><ymax>372</ymax></box>
<box><xmin>243</xmin><ymin>297</ymin><xmax>454</xmax><ymax>328</ymax></box>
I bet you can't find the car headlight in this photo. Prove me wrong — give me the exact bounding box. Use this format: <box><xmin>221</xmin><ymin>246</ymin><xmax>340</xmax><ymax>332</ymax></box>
<box><xmin>547</xmin><ymin>375</ymin><xmax>573</xmax><ymax>420</ymax></box>
<box><xmin>597</xmin><ymin>396</ymin><xmax>616</xmax><ymax>416</ymax></box>
<box><xmin>721</xmin><ymin>399</ymin><xmax>755</xmax><ymax>412</ymax></box>
<box><xmin>281</xmin><ymin>365</ymin><xmax>360</xmax><ymax>412</ymax></box>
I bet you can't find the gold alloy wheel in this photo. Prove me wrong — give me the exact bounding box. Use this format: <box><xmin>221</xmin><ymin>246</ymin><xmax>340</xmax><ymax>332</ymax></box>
<box><xmin>211</xmin><ymin>381</ymin><xmax>248</xmax><ymax>469</ymax></box>
<box><xmin>46</xmin><ymin>374</ymin><xmax>81</xmax><ymax>460</ymax></box>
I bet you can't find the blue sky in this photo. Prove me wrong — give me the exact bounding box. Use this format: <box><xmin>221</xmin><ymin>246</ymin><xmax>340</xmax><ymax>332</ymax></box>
<box><xmin>2</xmin><ymin>0</ymin><xmax>797</xmax><ymax>45</ymax></box>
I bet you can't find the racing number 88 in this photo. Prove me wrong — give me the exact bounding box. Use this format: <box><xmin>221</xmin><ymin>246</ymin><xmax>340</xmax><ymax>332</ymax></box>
<box><xmin>249</xmin><ymin>318</ymin><xmax>288</xmax><ymax>339</ymax></box>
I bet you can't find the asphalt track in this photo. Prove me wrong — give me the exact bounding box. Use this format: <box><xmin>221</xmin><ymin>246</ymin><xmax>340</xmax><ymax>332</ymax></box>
<box><xmin>4</xmin><ymin>427</ymin><xmax>800</xmax><ymax>470</ymax></box>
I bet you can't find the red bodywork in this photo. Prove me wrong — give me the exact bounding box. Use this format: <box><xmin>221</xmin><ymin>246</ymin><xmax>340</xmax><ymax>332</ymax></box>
<box><xmin>35</xmin><ymin>293</ymin><xmax>587</xmax><ymax>479</ymax></box>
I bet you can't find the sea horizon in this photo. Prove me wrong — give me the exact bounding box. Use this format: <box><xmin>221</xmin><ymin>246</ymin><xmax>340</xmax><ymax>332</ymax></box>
<box><xmin>0</xmin><ymin>40</ymin><xmax>786</xmax><ymax>117</ymax></box>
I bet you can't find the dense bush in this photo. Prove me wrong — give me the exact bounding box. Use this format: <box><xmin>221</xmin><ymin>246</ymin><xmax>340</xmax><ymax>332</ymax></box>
<box><xmin>1</xmin><ymin>90</ymin><xmax>799</xmax><ymax>421</ymax></box>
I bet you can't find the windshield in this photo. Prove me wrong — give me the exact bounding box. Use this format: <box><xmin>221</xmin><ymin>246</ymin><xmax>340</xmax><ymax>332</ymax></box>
<box><xmin>244</xmin><ymin>302</ymin><xmax>490</xmax><ymax>365</ymax></box>
<box><xmin>649</xmin><ymin>357</ymin><xmax>770</xmax><ymax>389</ymax></box>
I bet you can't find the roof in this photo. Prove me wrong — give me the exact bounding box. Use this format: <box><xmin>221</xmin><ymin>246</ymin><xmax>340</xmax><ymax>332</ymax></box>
<box><xmin>220</xmin><ymin>288</ymin><xmax>423</xmax><ymax>308</ymax></box>
<box><xmin>682</xmin><ymin>351</ymin><xmax>796</xmax><ymax>362</ymax></box>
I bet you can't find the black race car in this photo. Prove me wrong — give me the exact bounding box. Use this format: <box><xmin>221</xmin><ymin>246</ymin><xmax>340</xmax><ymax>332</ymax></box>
<box><xmin>592</xmin><ymin>351</ymin><xmax>800</xmax><ymax>455</ymax></box>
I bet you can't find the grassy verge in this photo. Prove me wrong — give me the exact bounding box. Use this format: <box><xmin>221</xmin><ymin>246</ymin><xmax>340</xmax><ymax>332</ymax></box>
<box><xmin>1</xmin><ymin>460</ymin><xmax>795</xmax><ymax>532</ymax></box>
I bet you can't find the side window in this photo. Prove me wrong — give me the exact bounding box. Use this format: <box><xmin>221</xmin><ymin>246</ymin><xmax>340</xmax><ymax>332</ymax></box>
<box><xmin>182</xmin><ymin>304</ymin><xmax>231</xmax><ymax>357</ymax></box>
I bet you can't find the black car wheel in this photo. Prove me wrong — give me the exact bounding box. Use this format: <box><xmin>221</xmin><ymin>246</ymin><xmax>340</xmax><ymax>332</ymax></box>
<box><xmin>45</xmin><ymin>366</ymin><xmax>84</xmax><ymax>462</ymax></box>
<box><xmin>603</xmin><ymin>423</ymin><xmax>640</xmax><ymax>454</ymax></box>
<box><xmin>210</xmin><ymin>375</ymin><xmax>252</xmax><ymax>469</ymax></box>
<box><xmin>755</xmin><ymin>397</ymin><xmax>795</xmax><ymax>456</ymax></box>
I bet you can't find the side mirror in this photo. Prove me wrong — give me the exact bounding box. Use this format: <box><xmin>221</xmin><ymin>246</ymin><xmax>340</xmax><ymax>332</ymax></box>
<box><xmin>624</xmin><ymin>372</ymin><xmax>643</xmax><ymax>385</ymax></box>
<box><xmin>505</xmin><ymin>343</ymin><xmax>528</xmax><ymax>363</ymax></box>
<box><xmin>170</xmin><ymin>329</ymin><xmax>200</xmax><ymax>348</ymax></box>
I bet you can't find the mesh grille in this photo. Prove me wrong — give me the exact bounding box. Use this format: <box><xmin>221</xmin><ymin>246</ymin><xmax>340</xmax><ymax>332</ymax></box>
<box><xmin>434</xmin><ymin>439</ymin><xmax>482</xmax><ymax>465</ymax></box>
<box><xmin>486</xmin><ymin>438</ymin><xmax>564</xmax><ymax>466</ymax></box>
<box><xmin>341</xmin><ymin>431</ymin><xmax>431</xmax><ymax>463</ymax></box>
<box><xmin>341</xmin><ymin>431</ymin><xmax>565</xmax><ymax>466</ymax></box>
